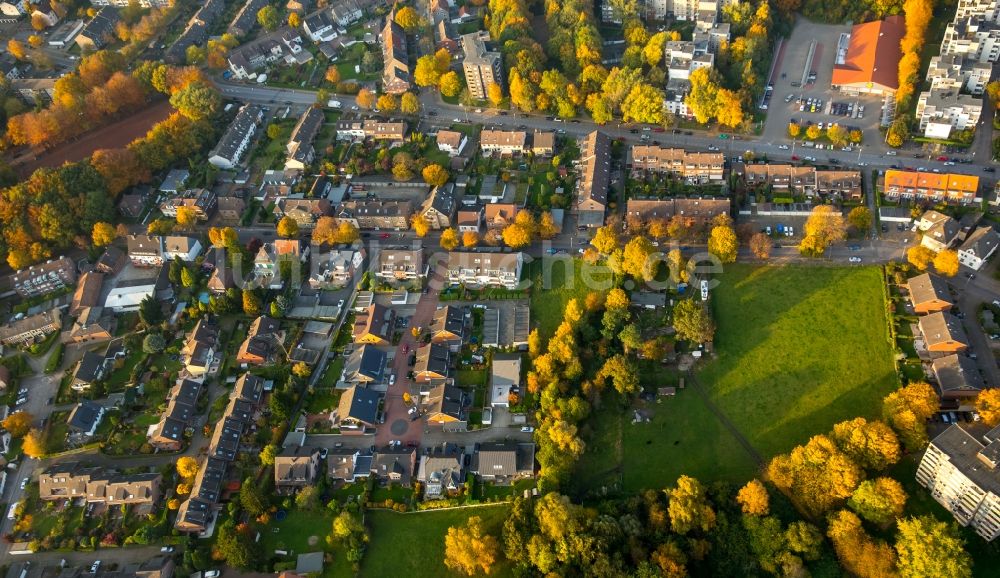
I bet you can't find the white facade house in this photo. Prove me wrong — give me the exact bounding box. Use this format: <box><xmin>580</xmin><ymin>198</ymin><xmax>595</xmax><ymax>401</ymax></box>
<box><xmin>303</xmin><ymin>10</ymin><xmax>336</xmax><ymax>42</ymax></box>
<box><xmin>105</xmin><ymin>284</ymin><xmax>156</xmax><ymax>312</ymax></box>
<box><xmin>162</xmin><ymin>236</ymin><xmax>203</xmax><ymax>263</ymax></box>
<box><xmin>958</xmin><ymin>226</ymin><xmax>1000</xmax><ymax>270</ymax></box>
<box><xmin>917</xmin><ymin>425</ymin><xmax>1000</xmax><ymax>541</ymax></box>
<box><xmin>208</xmin><ymin>104</ymin><xmax>264</xmax><ymax>169</ymax></box>
<box><xmin>916</xmin><ymin>89</ymin><xmax>984</xmax><ymax>137</ymax></box>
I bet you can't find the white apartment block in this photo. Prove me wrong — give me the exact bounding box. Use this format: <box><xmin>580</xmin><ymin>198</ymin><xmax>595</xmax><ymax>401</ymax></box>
<box><xmin>917</xmin><ymin>425</ymin><xmax>1000</xmax><ymax>541</ymax></box>
<box><xmin>941</xmin><ymin>17</ymin><xmax>1000</xmax><ymax>63</ymax></box>
<box><xmin>926</xmin><ymin>55</ymin><xmax>993</xmax><ymax>95</ymax></box>
<box><xmin>916</xmin><ymin>89</ymin><xmax>984</xmax><ymax>136</ymax></box>
<box><xmin>954</xmin><ymin>0</ymin><xmax>1000</xmax><ymax>23</ymax></box>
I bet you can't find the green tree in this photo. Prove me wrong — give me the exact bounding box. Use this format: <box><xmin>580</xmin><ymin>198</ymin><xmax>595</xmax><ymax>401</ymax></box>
<box><xmin>257</xmin><ymin>5</ymin><xmax>280</xmax><ymax>31</ymax></box>
<box><xmin>142</xmin><ymin>333</ymin><xmax>166</xmax><ymax>354</ymax></box>
<box><xmin>240</xmin><ymin>476</ymin><xmax>267</xmax><ymax>516</ymax></box>
<box><xmin>672</xmin><ymin>299</ymin><xmax>715</xmax><ymax>343</ymax></box>
<box><xmin>139</xmin><ymin>295</ymin><xmax>163</xmax><ymax>327</ymax></box>
<box><xmin>849</xmin><ymin>478</ymin><xmax>908</xmax><ymax>526</ymax></box>
<box><xmin>216</xmin><ymin>520</ymin><xmax>255</xmax><ymax>569</ymax></box>
<box><xmin>260</xmin><ymin>444</ymin><xmax>279</xmax><ymax>466</ymax></box>
<box><xmin>667</xmin><ymin>475</ymin><xmax>716</xmax><ymax>535</ymax></box>
<box><xmin>848</xmin><ymin>206</ymin><xmax>872</xmax><ymax>232</ymax></box>
<box><xmin>169</xmin><ymin>81</ymin><xmax>221</xmax><ymax>121</ymax></box>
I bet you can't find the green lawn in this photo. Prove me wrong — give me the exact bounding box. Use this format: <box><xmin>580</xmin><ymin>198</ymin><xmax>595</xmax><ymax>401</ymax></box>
<box><xmin>362</xmin><ymin>505</ymin><xmax>513</xmax><ymax>578</ymax></box>
<box><xmin>527</xmin><ymin>258</ymin><xmax>612</xmax><ymax>340</ymax></box>
<box><xmin>699</xmin><ymin>265</ymin><xmax>898</xmax><ymax>456</ymax></box>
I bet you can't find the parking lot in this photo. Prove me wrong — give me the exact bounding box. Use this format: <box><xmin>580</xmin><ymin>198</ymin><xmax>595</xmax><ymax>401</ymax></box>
<box><xmin>761</xmin><ymin>19</ymin><xmax>888</xmax><ymax>152</ymax></box>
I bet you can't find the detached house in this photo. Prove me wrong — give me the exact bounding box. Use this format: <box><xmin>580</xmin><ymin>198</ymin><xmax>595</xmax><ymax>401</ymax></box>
<box><xmin>420</xmin><ymin>183</ymin><xmax>457</xmax><ymax>230</ymax></box>
<box><xmin>254</xmin><ymin>239</ymin><xmax>304</xmax><ymax>289</ymax></box>
<box><xmin>471</xmin><ymin>442</ymin><xmax>535</xmax><ymax>483</ymax></box>
<box><xmin>181</xmin><ymin>317</ymin><xmax>220</xmax><ymax>376</ymax></box>
<box><xmin>236</xmin><ymin>316</ymin><xmax>285</xmax><ymax>365</ymax></box>
<box><xmin>414</xmin><ymin>344</ymin><xmax>451</xmax><ymax>383</ymax></box>
<box><xmin>430</xmin><ymin>306</ymin><xmax>466</xmax><ymax>351</ymax></box>
<box><xmin>71</xmin><ymin>350</ymin><xmax>107</xmax><ymax>392</ymax></box>
<box><xmin>436</xmin><ymin>130</ymin><xmax>468</xmax><ymax>156</ymax></box>
<box><xmin>309</xmin><ymin>248</ymin><xmax>364</xmax><ymax>289</ymax></box>
<box><xmin>274</xmin><ymin>446</ymin><xmax>321</xmax><ymax>494</ymax></box>
<box><xmin>417</xmin><ymin>445</ymin><xmax>464</xmax><ymax>499</ymax></box>
<box><xmin>423</xmin><ymin>383</ymin><xmax>467</xmax><ymax>430</ymax></box>
<box><xmin>918</xmin><ymin>211</ymin><xmax>961</xmax><ymax>252</ymax></box>
<box><xmin>163</xmin><ymin>236</ymin><xmax>203</xmax><ymax>262</ymax></box>
<box><xmin>958</xmin><ymin>226</ymin><xmax>999</xmax><ymax>271</ymax></box>
<box><xmin>371</xmin><ymin>446</ymin><xmax>416</xmax><ymax>486</ymax></box>
<box><xmin>342</xmin><ymin>344</ymin><xmax>387</xmax><ymax>385</ymax></box>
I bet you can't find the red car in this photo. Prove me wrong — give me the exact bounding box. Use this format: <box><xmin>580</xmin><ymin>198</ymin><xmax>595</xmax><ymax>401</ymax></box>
<box><xmin>791</xmin><ymin>155</ymin><xmax>800</xmax><ymax>160</ymax></box>
<box><xmin>380</xmin><ymin>233</ymin><xmax>390</xmax><ymax>239</ymax></box>
<box><xmin>936</xmin><ymin>156</ymin><xmax>948</xmax><ymax>161</ymax></box>
<box><xmin>653</xmin><ymin>127</ymin><xmax>665</xmax><ymax>133</ymax></box>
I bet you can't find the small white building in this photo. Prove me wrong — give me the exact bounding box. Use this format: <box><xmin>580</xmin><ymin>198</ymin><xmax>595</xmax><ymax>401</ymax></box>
<box><xmin>958</xmin><ymin>226</ymin><xmax>1000</xmax><ymax>270</ymax></box>
<box><xmin>490</xmin><ymin>354</ymin><xmax>521</xmax><ymax>408</ymax></box>
<box><xmin>162</xmin><ymin>236</ymin><xmax>203</xmax><ymax>262</ymax></box>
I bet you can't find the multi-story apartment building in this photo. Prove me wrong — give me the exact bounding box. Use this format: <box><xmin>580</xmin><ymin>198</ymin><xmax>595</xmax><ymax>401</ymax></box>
<box><xmin>160</xmin><ymin>189</ymin><xmax>218</xmax><ymax>221</ymax></box>
<box><xmin>209</xmin><ymin>104</ymin><xmax>264</xmax><ymax>169</ymax></box>
<box><xmin>12</xmin><ymin>256</ymin><xmax>76</xmax><ymax>298</ymax></box>
<box><xmin>446</xmin><ymin>252</ymin><xmax>524</xmax><ymax>290</ymax></box>
<box><xmin>285</xmin><ymin>107</ymin><xmax>324</xmax><ymax>171</ymax></box>
<box><xmin>954</xmin><ymin>0</ymin><xmax>1000</xmax><ymax>22</ymax></box>
<box><xmin>883</xmin><ymin>170</ymin><xmax>980</xmax><ymax>204</ymax></box>
<box><xmin>336</xmin><ymin>200</ymin><xmax>413</xmax><ymax>230</ymax></box>
<box><xmin>916</xmin><ymin>89</ymin><xmax>984</xmax><ymax>138</ymax></box>
<box><xmin>941</xmin><ymin>17</ymin><xmax>1000</xmax><ymax>63</ymax></box>
<box><xmin>461</xmin><ymin>32</ymin><xmax>504</xmax><ymax>100</ymax></box>
<box><xmin>377</xmin><ymin>248</ymin><xmax>424</xmax><ymax>282</ymax></box>
<box><xmin>926</xmin><ymin>54</ymin><xmax>993</xmax><ymax>95</ymax></box>
<box><xmin>628</xmin><ymin>146</ymin><xmax>725</xmax><ymax>182</ymax></box>
<box><xmin>917</xmin><ymin>425</ymin><xmax>1000</xmax><ymax>541</ymax></box>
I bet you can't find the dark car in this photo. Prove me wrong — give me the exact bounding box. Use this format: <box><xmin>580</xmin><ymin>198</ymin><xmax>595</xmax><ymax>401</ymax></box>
<box><xmin>629</xmin><ymin>129</ymin><xmax>639</xmax><ymax>134</ymax></box>
<box><xmin>984</xmin><ymin>167</ymin><xmax>996</xmax><ymax>173</ymax></box>
<box><xmin>498</xmin><ymin>111</ymin><xmax>508</xmax><ymax>116</ymax></box>
<box><xmin>684</xmin><ymin>131</ymin><xmax>693</xmax><ymax>136</ymax></box>
<box><xmin>428</xmin><ymin>110</ymin><xmax>438</xmax><ymax>116</ymax></box>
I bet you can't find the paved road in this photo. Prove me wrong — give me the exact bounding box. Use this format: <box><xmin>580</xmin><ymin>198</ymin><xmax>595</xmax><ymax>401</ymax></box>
<box><xmin>213</xmin><ymin>80</ymin><xmax>996</xmax><ymax>177</ymax></box>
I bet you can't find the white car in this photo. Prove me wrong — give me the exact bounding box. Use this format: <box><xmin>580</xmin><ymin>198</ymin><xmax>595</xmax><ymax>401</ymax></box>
<box><xmin>337</xmin><ymin>299</ymin><xmax>345</xmax><ymax>308</ymax></box>
<box><xmin>204</xmin><ymin>571</ymin><xmax>220</xmax><ymax>578</ymax></box>
<box><xmin>20</xmin><ymin>478</ymin><xmax>28</xmax><ymax>490</ymax></box>
<box><xmin>91</xmin><ymin>562</ymin><xmax>102</xmax><ymax>573</ymax></box>
<box><xmin>804</xmin><ymin>156</ymin><xmax>816</xmax><ymax>162</ymax></box>
<box><xmin>707</xmin><ymin>145</ymin><xmax>720</xmax><ymax>151</ymax></box>
<box><xmin>849</xmin><ymin>256</ymin><xmax>862</xmax><ymax>263</ymax></box>
<box><xmin>778</xmin><ymin>144</ymin><xmax>789</xmax><ymax>150</ymax></box>
<box><xmin>520</xmin><ymin>426</ymin><xmax>534</xmax><ymax>433</ymax></box>
<box><xmin>160</xmin><ymin>546</ymin><xmax>175</xmax><ymax>553</ymax></box>
<box><xmin>886</xmin><ymin>150</ymin><xmax>897</xmax><ymax>156</ymax></box>
<box><xmin>452</xmin><ymin>118</ymin><xmax>462</xmax><ymax>122</ymax></box>
<box><xmin>389</xmin><ymin>374</ymin><xmax>396</xmax><ymax>386</ymax></box>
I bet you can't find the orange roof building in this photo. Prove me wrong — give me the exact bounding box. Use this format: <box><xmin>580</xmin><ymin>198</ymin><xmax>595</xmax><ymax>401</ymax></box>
<box><xmin>883</xmin><ymin>170</ymin><xmax>979</xmax><ymax>204</ymax></box>
<box><xmin>831</xmin><ymin>16</ymin><xmax>905</xmax><ymax>95</ymax></box>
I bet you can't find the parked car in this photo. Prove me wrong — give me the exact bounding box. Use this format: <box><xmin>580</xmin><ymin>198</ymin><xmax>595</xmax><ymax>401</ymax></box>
<box><xmin>520</xmin><ymin>426</ymin><xmax>534</xmax><ymax>433</ymax></box>
<box><xmin>848</xmin><ymin>256</ymin><xmax>862</xmax><ymax>263</ymax></box>
<box><xmin>160</xmin><ymin>546</ymin><xmax>175</xmax><ymax>553</ymax></box>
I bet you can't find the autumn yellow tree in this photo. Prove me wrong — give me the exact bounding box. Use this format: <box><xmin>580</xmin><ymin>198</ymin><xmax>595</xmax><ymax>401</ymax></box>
<box><xmin>606</xmin><ymin>287</ymin><xmax>630</xmax><ymax>310</ymax></box>
<box><xmin>715</xmin><ymin>88</ymin><xmax>746</xmax><ymax>129</ymax></box>
<box><xmin>2</xmin><ymin>412</ymin><xmax>34</xmax><ymax>438</ymax></box>
<box><xmin>708</xmin><ymin>224</ymin><xmax>738</xmax><ymax>263</ymax></box>
<box><xmin>400</xmin><ymin>92</ymin><xmax>420</xmax><ymax>114</ymax></box>
<box><xmin>440</xmin><ymin>228</ymin><xmax>459</xmax><ymax>251</ymax></box>
<box><xmin>325</xmin><ymin>66</ymin><xmax>341</xmax><ymax>84</ymax></box>
<box><xmin>486</xmin><ymin>82</ymin><xmax>503</xmax><ymax>107</ymax></box>
<box><xmin>788</xmin><ymin>122</ymin><xmax>801</xmax><ymax>138</ymax></box>
<box><xmin>394</xmin><ymin>6</ymin><xmax>421</xmax><ymax>30</ymax></box>
<box><xmin>176</xmin><ymin>456</ymin><xmax>199</xmax><ymax>480</ymax></box>
<box><xmin>767</xmin><ymin>435</ymin><xmax>863</xmax><ymax>518</ymax></box>
<box><xmin>23</xmin><ymin>428</ymin><xmax>46</xmax><ymax>458</ymax></box>
<box><xmin>882</xmin><ymin>381</ymin><xmax>939</xmax><ymax>452</ymax></box>
<box><xmin>439</xmin><ymin>71</ymin><xmax>462</xmax><ymax>97</ymax></box>
<box><xmin>975</xmin><ymin>388</ymin><xmax>1000</xmax><ymax>426</ymax></box>
<box><xmin>444</xmin><ymin>516</ymin><xmax>499</xmax><ymax>576</ymax></box>
<box><xmin>288</xmin><ymin>12</ymin><xmax>301</xmax><ymax>27</ymax></box>
<box><xmin>737</xmin><ymin>479</ymin><xmax>770</xmax><ymax>516</ymax></box>
<box><xmin>175</xmin><ymin>206</ymin><xmax>198</xmax><ymax>229</ymax></box>
<box><xmin>895</xmin><ymin>515</ymin><xmax>973</xmax><ymax>578</ymax></box>
<box><xmin>749</xmin><ymin>232</ymin><xmax>772</xmax><ymax>260</ymax></box>
<box><xmin>356</xmin><ymin>88</ymin><xmax>376</xmax><ymax>109</ymax></box>
<box><xmin>538</xmin><ymin>211</ymin><xmax>559</xmax><ymax>239</ymax></box>
<box><xmin>276</xmin><ymin>216</ymin><xmax>299</xmax><ymax>238</ymax></box>
<box><xmin>422</xmin><ymin>164</ymin><xmax>449</xmax><ymax>187</ymax></box>
<box><xmin>411</xmin><ymin>214</ymin><xmax>431</xmax><ymax>237</ymax></box>
<box><xmin>462</xmin><ymin>231</ymin><xmax>479</xmax><ymax>248</ymax></box>
<box><xmin>799</xmin><ymin>205</ymin><xmax>847</xmax><ymax>256</ymax></box>
<box><xmin>501</xmin><ymin>223</ymin><xmax>532</xmax><ymax>249</ymax></box>
<box><xmin>907</xmin><ymin>245</ymin><xmax>934</xmax><ymax>271</ymax></box>
<box><xmin>591</xmin><ymin>225</ymin><xmax>619</xmax><ymax>254</ymax></box>
<box><xmin>377</xmin><ymin>93</ymin><xmax>398</xmax><ymax>112</ymax></box>
<box><xmin>7</xmin><ymin>39</ymin><xmax>26</xmax><ymax>60</ymax></box>
<box><xmin>667</xmin><ymin>475</ymin><xmax>716</xmax><ymax>534</ymax></box>
<box><xmin>827</xmin><ymin>509</ymin><xmax>899</xmax><ymax>578</ymax></box>
<box><xmin>933</xmin><ymin>249</ymin><xmax>959</xmax><ymax>277</ymax></box>
<box><xmin>830</xmin><ymin>417</ymin><xmax>901</xmax><ymax>471</ymax></box>
<box><xmin>92</xmin><ymin>222</ymin><xmax>117</xmax><ymax>247</ymax></box>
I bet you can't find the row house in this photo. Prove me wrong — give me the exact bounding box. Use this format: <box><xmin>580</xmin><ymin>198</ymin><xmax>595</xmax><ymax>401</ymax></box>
<box><xmin>236</xmin><ymin>315</ymin><xmax>285</xmax><ymax>366</ymax></box>
<box><xmin>227</xmin><ymin>27</ymin><xmax>306</xmax><ymax>80</ymax></box>
<box><xmin>209</xmin><ymin>104</ymin><xmax>265</xmax><ymax>169</ymax></box>
<box><xmin>744</xmin><ymin>164</ymin><xmax>863</xmax><ymax>200</ymax></box>
<box><xmin>181</xmin><ymin>317</ymin><xmax>220</xmax><ymax>377</ymax></box>
<box><xmin>576</xmin><ymin>130</ymin><xmax>611</xmax><ymax>228</ymax></box>
<box><xmin>12</xmin><ymin>256</ymin><xmax>76</xmax><ymax>298</ymax></box>
<box><xmin>285</xmin><ymin>107</ymin><xmax>325</xmax><ymax>171</ymax></box>
<box><xmin>628</xmin><ymin>146</ymin><xmax>725</xmax><ymax>181</ymax></box>
<box><xmin>0</xmin><ymin>310</ymin><xmax>62</xmax><ymax>346</ymax></box>
<box><xmin>39</xmin><ymin>463</ymin><xmax>161</xmax><ymax>509</ymax></box>
<box><xmin>148</xmin><ymin>378</ymin><xmax>203</xmax><ymax>451</ymax></box>
<box><xmin>337</xmin><ymin>199</ymin><xmax>413</xmax><ymax>230</ymax></box>
<box><xmin>430</xmin><ymin>305</ymin><xmax>467</xmax><ymax>351</ymax></box>
<box><xmin>883</xmin><ymin>170</ymin><xmax>980</xmax><ymax>204</ymax></box>
<box><xmin>353</xmin><ymin>303</ymin><xmax>396</xmax><ymax>346</ymax></box>
<box><xmin>445</xmin><ymin>251</ymin><xmax>524</xmax><ymax>290</ymax></box>
<box><xmin>625</xmin><ymin>198</ymin><xmax>730</xmax><ymax>226</ymax></box>
<box><xmin>382</xmin><ymin>12</ymin><xmax>411</xmax><ymax>93</ymax></box>
<box><xmin>228</xmin><ymin>0</ymin><xmax>269</xmax><ymax>37</ymax></box>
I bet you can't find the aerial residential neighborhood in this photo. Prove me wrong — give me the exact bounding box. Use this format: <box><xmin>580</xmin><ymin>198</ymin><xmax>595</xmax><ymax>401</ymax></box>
<box><xmin>1</xmin><ymin>0</ymin><xmax>1000</xmax><ymax>575</ymax></box>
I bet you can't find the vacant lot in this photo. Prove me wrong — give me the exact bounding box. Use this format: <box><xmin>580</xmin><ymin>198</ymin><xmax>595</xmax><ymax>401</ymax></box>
<box><xmin>700</xmin><ymin>264</ymin><xmax>898</xmax><ymax>456</ymax></box>
<box><xmin>362</xmin><ymin>505</ymin><xmax>512</xmax><ymax>578</ymax></box>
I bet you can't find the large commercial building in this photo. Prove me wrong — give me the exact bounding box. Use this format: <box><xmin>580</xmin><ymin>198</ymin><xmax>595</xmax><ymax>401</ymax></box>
<box><xmin>831</xmin><ymin>16</ymin><xmax>905</xmax><ymax>95</ymax></box>
<box><xmin>917</xmin><ymin>425</ymin><xmax>1000</xmax><ymax>541</ymax></box>
<box><xmin>461</xmin><ymin>32</ymin><xmax>504</xmax><ymax>101</ymax></box>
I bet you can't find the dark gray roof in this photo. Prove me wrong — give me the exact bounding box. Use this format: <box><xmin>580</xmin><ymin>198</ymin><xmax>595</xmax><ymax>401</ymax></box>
<box><xmin>932</xmin><ymin>353</ymin><xmax>986</xmax><ymax>395</ymax></box>
<box><xmin>78</xmin><ymin>6</ymin><xmax>120</xmax><ymax>45</ymax></box>
<box><xmin>929</xmin><ymin>425</ymin><xmax>1000</xmax><ymax>495</ymax></box>
<box><xmin>74</xmin><ymin>350</ymin><xmax>105</xmax><ymax>383</ymax></box>
<box><xmin>959</xmin><ymin>226</ymin><xmax>999</xmax><ymax>259</ymax></box>
<box><xmin>340</xmin><ymin>385</ymin><xmax>381</xmax><ymax>424</ymax></box>
<box><xmin>67</xmin><ymin>401</ymin><xmax>103</xmax><ymax>433</ymax></box>
<box><xmin>345</xmin><ymin>344</ymin><xmax>386</xmax><ymax>382</ymax></box>
<box><xmin>210</xmin><ymin>104</ymin><xmax>263</xmax><ymax>164</ymax></box>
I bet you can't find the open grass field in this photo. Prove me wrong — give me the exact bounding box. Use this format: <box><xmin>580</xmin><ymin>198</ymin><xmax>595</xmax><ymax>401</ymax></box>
<box><xmin>362</xmin><ymin>505</ymin><xmax>512</xmax><ymax>578</ymax></box>
<box><xmin>527</xmin><ymin>258</ymin><xmax>612</xmax><ymax>340</ymax></box>
<box><xmin>700</xmin><ymin>265</ymin><xmax>898</xmax><ymax>456</ymax></box>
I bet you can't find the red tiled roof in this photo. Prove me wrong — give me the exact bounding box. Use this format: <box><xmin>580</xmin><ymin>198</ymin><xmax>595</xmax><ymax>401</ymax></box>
<box><xmin>832</xmin><ymin>16</ymin><xmax>905</xmax><ymax>91</ymax></box>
